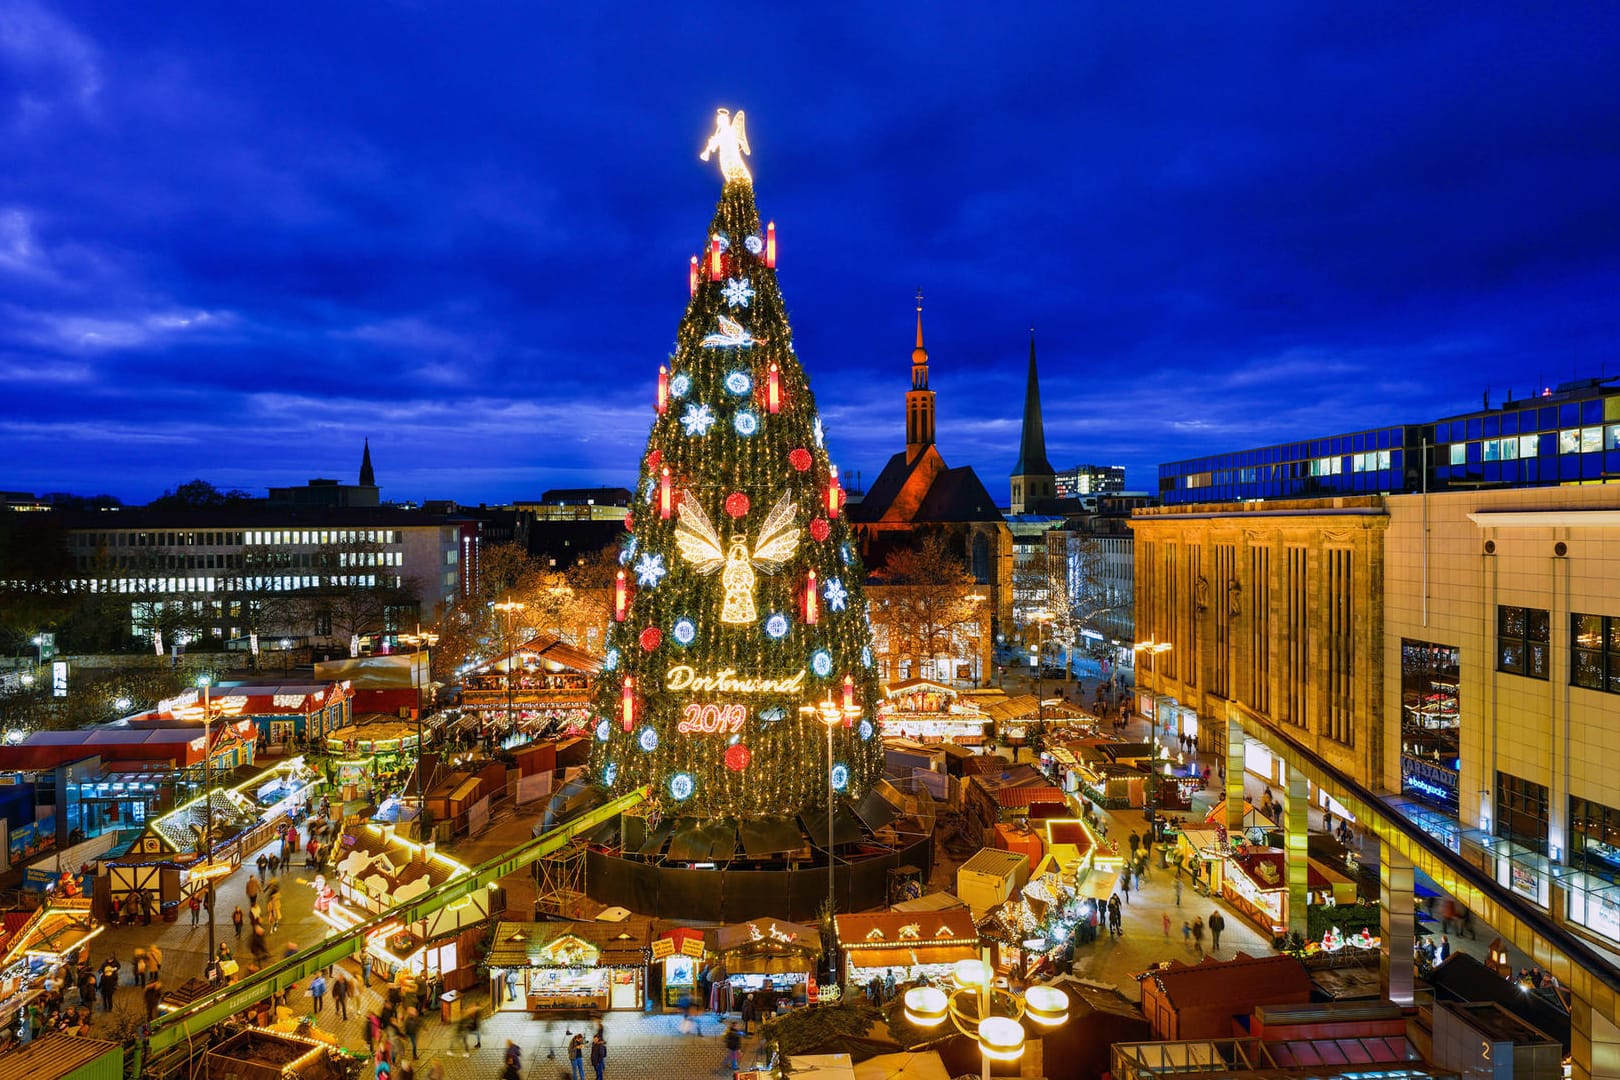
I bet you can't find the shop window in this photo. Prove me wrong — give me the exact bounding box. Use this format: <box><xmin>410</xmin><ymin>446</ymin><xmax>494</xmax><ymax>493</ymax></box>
<box><xmin>1569</xmin><ymin>796</ymin><xmax>1620</xmax><ymax>881</ymax></box>
<box><xmin>1496</xmin><ymin>771</ymin><xmax>1549</xmax><ymax>855</ymax></box>
<box><xmin>1497</xmin><ymin>605</ymin><xmax>1549</xmax><ymax>679</ymax></box>
<box><xmin>1571</xmin><ymin>613</ymin><xmax>1620</xmax><ymax>694</ymax></box>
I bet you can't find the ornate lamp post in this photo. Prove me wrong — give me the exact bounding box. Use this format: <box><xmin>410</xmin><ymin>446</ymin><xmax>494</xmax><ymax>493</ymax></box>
<box><xmin>492</xmin><ymin>601</ymin><xmax>526</xmax><ymax>739</ymax></box>
<box><xmin>905</xmin><ymin>950</ymin><xmax>1068</xmax><ymax>1080</ymax></box>
<box><xmin>196</xmin><ymin>674</ymin><xmax>217</xmax><ymax>963</ymax></box>
<box><xmin>816</xmin><ymin>691</ymin><xmax>861</xmax><ymax>985</ymax></box>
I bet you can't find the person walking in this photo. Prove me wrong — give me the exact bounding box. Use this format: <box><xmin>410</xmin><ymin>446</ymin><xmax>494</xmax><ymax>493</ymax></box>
<box><xmin>362</xmin><ymin>954</ymin><xmax>373</xmax><ymax>988</ymax></box>
<box><xmin>568</xmin><ymin>1032</ymin><xmax>586</xmax><ymax>1080</ymax></box>
<box><xmin>741</xmin><ymin>992</ymin><xmax>756</xmax><ymax>1035</ymax></box>
<box><xmin>459</xmin><ymin>1004</ymin><xmax>481</xmax><ymax>1052</ymax></box>
<box><xmin>232</xmin><ymin>905</ymin><xmax>245</xmax><ymax>939</ymax></box>
<box><xmin>1174</xmin><ymin>877</ymin><xmax>1182</xmax><ymax>906</ymax></box>
<box><xmin>1181</xmin><ymin>920</ymin><xmax>1193</xmax><ymax>950</ymax></box>
<box><xmin>403</xmin><ymin>1006</ymin><xmax>420</xmax><ymax>1059</ymax></box>
<box><xmin>332</xmin><ymin>973</ymin><xmax>350</xmax><ymax>1020</ymax></box>
<box><xmin>245</xmin><ymin>873</ymin><xmax>260</xmax><ymax>907</ymax></box>
<box><xmin>133</xmin><ymin>951</ymin><xmax>148</xmax><ymax>987</ymax></box>
<box><xmin>1191</xmin><ymin>916</ymin><xmax>1205</xmax><ymax>955</ymax></box>
<box><xmin>1208</xmin><ymin>910</ymin><xmax>1225</xmax><ymax>951</ymax></box>
<box><xmin>267</xmin><ymin>852</ymin><xmax>280</xmax><ymax>878</ymax></box>
<box><xmin>589</xmin><ymin>1031</ymin><xmax>607</xmax><ymax>1080</ymax></box>
<box><xmin>725</xmin><ymin>1023</ymin><xmax>742</xmax><ymax>1071</ymax></box>
<box><xmin>1161</xmin><ymin>912</ymin><xmax>1171</xmax><ymax>939</ymax></box>
<box><xmin>97</xmin><ymin>963</ymin><xmax>117</xmax><ymax>1011</ymax></box>
<box><xmin>188</xmin><ymin>893</ymin><xmax>201</xmax><ymax>925</ymax></box>
<box><xmin>143</xmin><ymin>978</ymin><xmax>162</xmax><ymax>1021</ymax></box>
<box><xmin>1121</xmin><ymin>870</ymin><xmax>1131</xmax><ymax>904</ymax></box>
<box><xmin>257</xmin><ymin>853</ymin><xmax>268</xmax><ymax>881</ymax></box>
<box><xmin>310</xmin><ymin>973</ymin><xmax>327</xmax><ymax>1013</ymax></box>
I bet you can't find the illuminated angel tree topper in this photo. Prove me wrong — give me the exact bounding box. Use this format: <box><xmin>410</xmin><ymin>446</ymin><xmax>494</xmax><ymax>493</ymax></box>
<box><xmin>589</xmin><ymin>109</ymin><xmax>883</xmax><ymax>820</ymax></box>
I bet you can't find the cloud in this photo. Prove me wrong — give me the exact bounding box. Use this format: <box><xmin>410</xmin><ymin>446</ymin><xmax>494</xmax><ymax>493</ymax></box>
<box><xmin>0</xmin><ymin>2</ymin><xmax>102</xmax><ymax>130</ymax></box>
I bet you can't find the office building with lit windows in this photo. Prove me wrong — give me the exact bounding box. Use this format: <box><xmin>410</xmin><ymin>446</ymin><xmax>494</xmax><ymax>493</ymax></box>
<box><xmin>1158</xmin><ymin>376</ymin><xmax>1620</xmax><ymax>505</ymax></box>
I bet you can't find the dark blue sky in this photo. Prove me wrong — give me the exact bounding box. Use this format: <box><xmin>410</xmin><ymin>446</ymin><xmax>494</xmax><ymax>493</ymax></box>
<box><xmin>3</xmin><ymin>5</ymin><xmax>1618</xmax><ymax>506</ymax></box>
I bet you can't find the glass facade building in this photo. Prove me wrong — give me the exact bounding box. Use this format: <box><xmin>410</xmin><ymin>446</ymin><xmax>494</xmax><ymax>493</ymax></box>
<box><xmin>1159</xmin><ymin>377</ymin><xmax>1620</xmax><ymax>504</ymax></box>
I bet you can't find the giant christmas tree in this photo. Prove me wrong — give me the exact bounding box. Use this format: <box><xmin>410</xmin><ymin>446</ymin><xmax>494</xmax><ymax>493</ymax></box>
<box><xmin>589</xmin><ymin>110</ymin><xmax>883</xmax><ymax>821</ymax></box>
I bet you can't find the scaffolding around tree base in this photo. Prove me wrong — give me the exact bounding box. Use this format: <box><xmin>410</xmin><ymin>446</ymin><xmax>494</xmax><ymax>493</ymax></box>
<box><xmin>533</xmin><ymin>839</ymin><xmax>593</xmax><ymax>919</ymax></box>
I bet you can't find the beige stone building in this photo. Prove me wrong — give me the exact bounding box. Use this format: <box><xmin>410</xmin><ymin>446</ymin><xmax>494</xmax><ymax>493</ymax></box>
<box><xmin>1129</xmin><ymin>497</ymin><xmax>1390</xmax><ymax>793</ymax></box>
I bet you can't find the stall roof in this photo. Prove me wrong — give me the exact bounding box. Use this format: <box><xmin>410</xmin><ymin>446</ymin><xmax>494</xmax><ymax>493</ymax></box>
<box><xmin>801</xmin><ymin>805</ymin><xmax>864</xmax><ymax>847</ymax></box>
<box><xmin>1229</xmin><ymin>850</ymin><xmax>1336</xmax><ymax>891</ymax></box>
<box><xmin>960</xmin><ymin>847</ymin><xmax>1030</xmax><ymax>880</ymax></box>
<box><xmin>989</xmin><ymin>785</ymin><xmax>1066</xmax><ymax>809</ymax></box>
<box><xmin>486</xmin><ymin>918</ymin><xmax>653</xmax><ymax>969</ymax></box>
<box><xmin>1139</xmin><ymin>952</ymin><xmax>1312</xmax><ymax>1008</ymax></box>
<box><xmin>852</xmin><ymin>786</ymin><xmax>900</xmax><ymax>832</ymax></box>
<box><xmin>0</xmin><ymin>1034</ymin><xmax>121</xmax><ymax>1080</ymax></box>
<box><xmin>853</xmin><ymin>1051</ymin><xmax>949</xmax><ymax>1080</ymax></box>
<box><xmin>836</xmin><ymin>909</ymin><xmax>979</xmax><ymax>969</ymax></box>
<box><xmin>0</xmin><ymin>900</ymin><xmax>98</xmax><ymax>969</ymax></box>
<box><xmin>1078</xmin><ymin>871</ymin><xmax>1119</xmax><ymax>900</ymax></box>
<box><xmin>738</xmin><ymin>816</ymin><xmax>804</xmax><ymax>858</ymax></box>
<box><xmin>637</xmin><ymin>818</ymin><xmax>676</xmax><ymax>855</ymax></box>
<box><xmin>714</xmin><ymin>918</ymin><xmax>823</xmax><ymax>960</ymax></box>
<box><xmin>890</xmin><ymin>892</ymin><xmax>966</xmax><ymax>914</ymax></box>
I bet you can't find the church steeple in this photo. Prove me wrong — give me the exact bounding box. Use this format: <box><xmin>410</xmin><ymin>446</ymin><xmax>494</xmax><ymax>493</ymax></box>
<box><xmin>359</xmin><ymin>438</ymin><xmax>376</xmax><ymax>487</ymax></box>
<box><xmin>905</xmin><ymin>288</ymin><xmax>936</xmax><ymax>464</ymax></box>
<box><xmin>1009</xmin><ymin>330</ymin><xmax>1055</xmax><ymax>513</ymax></box>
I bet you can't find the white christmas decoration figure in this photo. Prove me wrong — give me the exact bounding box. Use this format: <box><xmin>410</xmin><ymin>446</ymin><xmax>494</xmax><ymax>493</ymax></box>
<box><xmin>824</xmin><ymin>577</ymin><xmax>848</xmax><ymax>612</ymax></box>
<box><xmin>701</xmin><ymin>313</ymin><xmax>756</xmax><ymax>349</ymax></box>
<box><xmin>722</xmin><ymin>277</ymin><xmax>754</xmax><ymax>308</ymax></box>
<box><xmin>700</xmin><ymin>108</ymin><xmax>752</xmax><ymax>184</ymax></box>
<box><xmin>634</xmin><ymin>552</ymin><xmax>667</xmax><ymax>587</ymax></box>
<box><xmin>673</xmin><ymin>490</ymin><xmax>802</xmax><ymax>625</ymax></box>
<box><xmin>681</xmin><ymin>403</ymin><xmax>716</xmax><ymax>436</ymax></box>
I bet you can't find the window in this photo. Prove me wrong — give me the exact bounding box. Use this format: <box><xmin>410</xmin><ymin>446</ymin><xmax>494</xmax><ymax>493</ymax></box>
<box><xmin>1497</xmin><ymin>771</ymin><xmax>1549</xmax><ymax>855</ymax></box>
<box><xmin>1571</xmin><ymin>613</ymin><xmax>1620</xmax><ymax>694</ymax></box>
<box><xmin>1569</xmin><ymin>796</ymin><xmax>1620</xmax><ymax>881</ymax></box>
<box><xmin>1497</xmin><ymin>605</ymin><xmax>1549</xmax><ymax>679</ymax></box>
<box><xmin>1450</xmin><ymin>443</ymin><xmax>1465</xmax><ymax>466</ymax></box>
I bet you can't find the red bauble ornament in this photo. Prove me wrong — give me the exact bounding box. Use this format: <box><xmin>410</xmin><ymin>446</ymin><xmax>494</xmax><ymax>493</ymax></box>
<box><xmin>624</xmin><ymin>513</ymin><xmax>634</xmax><ymax>532</ymax></box>
<box><xmin>789</xmin><ymin>448</ymin><xmax>812</xmax><ymax>472</ymax></box>
<box><xmin>639</xmin><ymin>626</ymin><xmax>663</xmax><ymax>652</ymax></box>
<box><xmin>725</xmin><ymin>492</ymin><xmax>751</xmax><ymax>518</ymax></box>
<box><xmin>809</xmin><ymin>517</ymin><xmax>831</xmax><ymax>542</ymax></box>
<box><xmin>648</xmin><ymin>449</ymin><xmax>663</xmax><ymax>471</ymax></box>
<box><xmin>725</xmin><ymin>743</ymin><xmax>752</xmax><ymax>771</ymax></box>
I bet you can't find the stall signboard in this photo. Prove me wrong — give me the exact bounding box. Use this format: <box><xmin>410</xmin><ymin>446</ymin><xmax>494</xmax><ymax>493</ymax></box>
<box><xmin>680</xmin><ymin>936</ymin><xmax>705</xmax><ymax>958</ymax></box>
<box><xmin>651</xmin><ymin>938</ymin><xmax>676</xmax><ymax>960</ymax></box>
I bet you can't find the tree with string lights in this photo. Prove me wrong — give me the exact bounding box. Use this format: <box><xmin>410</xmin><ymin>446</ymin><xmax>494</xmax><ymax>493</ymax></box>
<box><xmin>588</xmin><ymin>110</ymin><xmax>882</xmax><ymax>820</ymax></box>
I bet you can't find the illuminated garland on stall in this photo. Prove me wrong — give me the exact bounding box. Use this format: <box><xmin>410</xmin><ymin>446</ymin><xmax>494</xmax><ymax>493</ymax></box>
<box><xmin>587</xmin><ymin>111</ymin><xmax>884</xmax><ymax>820</ymax></box>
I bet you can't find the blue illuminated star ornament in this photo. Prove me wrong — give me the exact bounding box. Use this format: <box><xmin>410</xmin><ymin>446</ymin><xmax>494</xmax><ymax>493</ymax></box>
<box><xmin>724</xmin><ymin>370</ymin><xmax>752</xmax><ymax>395</ymax></box>
<box><xmin>721</xmin><ymin>278</ymin><xmax>754</xmax><ymax>309</ymax></box>
<box><xmin>858</xmin><ymin>719</ymin><xmax>874</xmax><ymax>741</ymax></box>
<box><xmin>634</xmin><ymin>552</ymin><xmax>667</xmax><ymax>587</ymax></box>
<box><xmin>670</xmin><ymin>372</ymin><xmax>691</xmax><ymax>399</ymax></box>
<box><xmin>639</xmin><ymin>727</ymin><xmax>660</xmax><ymax>752</ymax></box>
<box><xmin>823</xmin><ymin>578</ymin><xmax>848</xmax><ymax>612</ymax></box>
<box><xmin>682</xmin><ymin>403</ymin><xmax>716</xmax><ymax>436</ymax></box>
<box><xmin>595</xmin><ymin>720</ymin><xmax>611</xmax><ymax>742</ymax></box>
<box><xmin>670</xmin><ymin>772</ymin><xmax>695</xmax><ymax>801</ymax></box>
<box><xmin>840</xmin><ymin>543</ymin><xmax>852</xmax><ymax>567</ymax></box>
<box><xmin>602</xmin><ymin>761</ymin><xmax>618</xmax><ymax>785</ymax></box>
<box><xmin>811</xmin><ymin>650</ymin><xmax>833</xmax><ymax>678</ymax></box>
<box><xmin>734</xmin><ymin>410</ymin><xmax>758</xmax><ymax>436</ymax></box>
<box><xmin>764</xmin><ymin>613</ymin><xmax>790</xmax><ymax>640</ymax></box>
<box><xmin>672</xmin><ymin>618</ymin><xmax>696</xmax><ymax>645</ymax></box>
<box><xmin>831</xmin><ymin>764</ymin><xmax>849</xmax><ymax>791</ymax></box>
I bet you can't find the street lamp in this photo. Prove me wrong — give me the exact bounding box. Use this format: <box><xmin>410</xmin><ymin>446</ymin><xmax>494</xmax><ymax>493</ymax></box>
<box><xmin>398</xmin><ymin>629</ymin><xmax>439</xmax><ymax>837</ymax></box>
<box><xmin>492</xmin><ymin>601</ymin><xmax>527</xmax><ymax>740</ymax></box>
<box><xmin>196</xmin><ymin>674</ymin><xmax>218</xmax><ymax>964</ymax></box>
<box><xmin>905</xmin><ymin>949</ymin><xmax>1068</xmax><ymax>1080</ymax></box>
<box><xmin>1132</xmin><ymin>641</ymin><xmax>1173</xmax><ymax>818</ymax></box>
<box><xmin>1027</xmin><ymin>611</ymin><xmax>1053</xmax><ymax>764</ymax></box>
<box><xmin>816</xmin><ymin>691</ymin><xmax>861</xmax><ymax>980</ymax></box>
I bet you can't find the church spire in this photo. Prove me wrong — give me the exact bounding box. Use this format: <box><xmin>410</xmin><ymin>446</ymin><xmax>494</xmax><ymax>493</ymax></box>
<box><xmin>1009</xmin><ymin>330</ymin><xmax>1055</xmax><ymax>513</ymax></box>
<box><xmin>905</xmin><ymin>289</ymin><xmax>936</xmax><ymax>463</ymax></box>
<box><xmin>359</xmin><ymin>438</ymin><xmax>375</xmax><ymax>487</ymax></box>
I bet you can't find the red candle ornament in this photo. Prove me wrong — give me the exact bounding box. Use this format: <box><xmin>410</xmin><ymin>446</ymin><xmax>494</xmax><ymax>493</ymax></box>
<box><xmin>826</xmin><ymin>465</ymin><xmax>843</xmax><ymax>519</ymax></box>
<box><xmin>657</xmin><ymin>365</ymin><xmax>669</xmax><ymax>415</ymax></box>
<box><xmin>688</xmin><ymin>255</ymin><xmax>699</xmax><ymax>297</ymax></box>
<box><xmin>767</xmin><ymin>363</ymin><xmax>781</xmax><ymax>414</ymax></box>
<box><xmin>621</xmin><ymin>676</ymin><xmax>635</xmax><ymax>731</ymax></box>
<box><xmin>804</xmin><ymin>568</ymin><xmax>820</xmax><ymax>624</ymax></box>
<box><xmin>843</xmin><ymin>674</ymin><xmax>855</xmax><ymax>727</ymax></box>
<box><xmin>766</xmin><ymin>221</ymin><xmax>777</xmax><ymax>268</ymax></box>
<box><xmin>659</xmin><ymin>468</ymin><xmax>673</xmax><ymax>519</ymax></box>
<box><xmin>709</xmin><ymin>237</ymin><xmax>723</xmax><ymax>281</ymax></box>
<box><xmin>613</xmin><ymin>570</ymin><xmax>629</xmax><ymax>622</ymax></box>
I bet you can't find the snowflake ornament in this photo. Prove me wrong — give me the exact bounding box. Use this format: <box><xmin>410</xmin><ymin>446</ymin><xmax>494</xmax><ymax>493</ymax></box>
<box><xmin>859</xmin><ymin>719</ymin><xmax>875</xmax><ymax>741</ymax></box>
<box><xmin>823</xmin><ymin>577</ymin><xmax>848</xmax><ymax>612</ymax></box>
<box><xmin>831</xmin><ymin>763</ymin><xmax>849</xmax><ymax>791</ymax></box>
<box><xmin>634</xmin><ymin>552</ymin><xmax>667</xmax><ymax>587</ymax></box>
<box><xmin>734</xmin><ymin>410</ymin><xmax>759</xmax><ymax>436</ymax></box>
<box><xmin>670</xmin><ymin>373</ymin><xmax>691</xmax><ymax>399</ymax></box>
<box><xmin>765</xmin><ymin>613</ymin><xmax>790</xmax><ymax>640</ymax></box>
<box><xmin>861</xmin><ymin>645</ymin><xmax>873</xmax><ymax>668</ymax></box>
<box><xmin>725</xmin><ymin>369</ymin><xmax>753</xmax><ymax>395</ymax></box>
<box><xmin>811</xmin><ymin>649</ymin><xmax>833</xmax><ymax>678</ymax></box>
<box><xmin>670</xmin><ymin>772</ymin><xmax>695</xmax><ymax>800</ymax></box>
<box><xmin>603</xmin><ymin>647</ymin><xmax>620</xmax><ymax>671</ymax></box>
<box><xmin>682</xmin><ymin>403</ymin><xmax>716</xmax><ymax>436</ymax></box>
<box><xmin>721</xmin><ymin>278</ymin><xmax>754</xmax><ymax>309</ymax></box>
<box><xmin>602</xmin><ymin>761</ymin><xmax>619</xmax><ymax>786</ymax></box>
<box><xmin>595</xmin><ymin>720</ymin><xmax>611</xmax><ymax>742</ymax></box>
<box><xmin>639</xmin><ymin>727</ymin><xmax>660</xmax><ymax>752</ymax></box>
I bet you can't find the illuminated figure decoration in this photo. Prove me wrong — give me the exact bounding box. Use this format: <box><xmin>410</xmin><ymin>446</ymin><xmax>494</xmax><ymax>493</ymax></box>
<box><xmin>701</xmin><ymin>312</ymin><xmax>757</xmax><ymax>349</ymax></box>
<box><xmin>674</xmin><ymin>490</ymin><xmax>801</xmax><ymax>624</ymax></box>
<box><xmin>700</xmin><ymin>107</ymin><xmax>752</xmax><ymax>184</ymax></box>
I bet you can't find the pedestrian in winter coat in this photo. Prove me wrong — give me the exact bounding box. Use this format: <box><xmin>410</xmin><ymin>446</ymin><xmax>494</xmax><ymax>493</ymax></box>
<box><xmin>725</xmin><ymin>1024</ymin><xmax>742</xmax><ymax>1070</ymax></box>
<box><xmin>568</xmin><ymin>1033</ymin><xmax>586</xmax><ymax>1080</ymax></box>
<box><xmin>97</xmin><ymin>966</ymin><xmax>117</xmax><ymax>1011</ymax></box>
<box><xmin>590</xmin><ymin>1032</ymin><xmax>607</xmax><ymax>1080</ymax></box>
<box><xmin>143</xmin><ymin>979</ymin><xmax>162</xmax><ymax>1020</ymax></box>
<box><xmin>310</xmin><ymin>974</ymin><xmax>327</xmax><ymax>1012</ymax></box>
<box><xmin>267</xmin><ymin>852</ymin><xmax>280</xmax><ymax>876</ymax></box>
<box><xmin>232</xmin><ymin>906</ymin><xmax>244</xmax><ymax>938</ymax></box>
<box><xmin>1181</xmin><ymin>920</ymin><xmax>1193</xmax><ymax>947</ymax></box>
<box><xmin>1208</xmin><ymin>911</ymin><xmax>1226</xmax><ymax>951</ymax></box>
<box><xmin>256</xmin><ymin>853</ymin><xmax>268</xmax><ymax>881</ymax></box>
<box><xmin>245</xmin><ymin>875</ymin><xmax>260</xmax><ymax>904</ymax></box>
<box><xmin>332</xmin><ymin>974</ymin><xmax>350</xmax><ymax>1020</ymax></box>
<box><xmin>1161</xmin><ymin>912</ymin><xmax>1171</xmax><ymax>938</ymax></box>
<box><xmin>1191</xmin><ymin>917</ymin><xmax>1205</xmax><ymax>953</ymax></box>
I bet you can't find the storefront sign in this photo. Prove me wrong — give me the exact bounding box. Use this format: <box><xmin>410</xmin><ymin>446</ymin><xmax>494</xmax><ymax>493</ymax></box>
<box><xmin>664</xmin><ymin>665</ymin><xmax>807</xmax><ymax>695</ymax></box>
<box><xmin>678</xmin><ymin>703</ymin><xmax>748</xmax><ymax>735</ymax></box>
<box><xmin>680</xmin><ymin>936</ymin><xmax>706</xmax><ymax>958</ymax></box>
<box><xmin>651</xmin><ymin>938</ymin><xmax>676</xmax><ymax>960</ymax></box>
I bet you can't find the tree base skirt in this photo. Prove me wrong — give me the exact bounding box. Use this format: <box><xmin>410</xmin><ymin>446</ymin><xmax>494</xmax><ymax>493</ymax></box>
<box><xmin>586</xmin><ymin>829</ymin><xmax>935</xmax><ymax>923</ymax></box>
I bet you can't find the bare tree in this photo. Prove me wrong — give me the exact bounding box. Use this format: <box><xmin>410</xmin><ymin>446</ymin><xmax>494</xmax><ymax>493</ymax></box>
<box><xmin>868</xmin><ymin>533</ymin><xmax>989</xmax><ymax>684</ymax></box>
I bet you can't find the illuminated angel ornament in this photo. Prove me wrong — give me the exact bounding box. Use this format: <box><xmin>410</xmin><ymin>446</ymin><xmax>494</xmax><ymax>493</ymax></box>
<box><xmin>700</xmin><ymin>108</ymin><xmax>752</xmax><ymax>184</ymax></box>
<box><xmin>674</xmin><ymin>489</ymin><xmax>801</xmax><ymax>625</ymax></box>
<box><xmin>701</xmin><ymin>313</ymin><xmax>758</xmax><ymax>349</ymax></box>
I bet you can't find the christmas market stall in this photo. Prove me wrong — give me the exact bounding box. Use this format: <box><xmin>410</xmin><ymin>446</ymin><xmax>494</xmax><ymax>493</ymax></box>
<box><xmin>325</xmin><ymin>716</ymin><xmax>421</xmax><ymax>798</ymax></box>
<box><xmin>0</xmin><ymin>899</ymin><xmax>102</xmax><ymax>1035</ymax></box>
<box><xmin>712</xmin><ymin>917</ymin><xmax>822</xmax><ymax>1000</ymax></box>
<box><xmin>104</xmin><ymin>757</ymin><xmax>321</xmax><ymax>921</ymax></box>
<box><xmin>317</xmin><ymin>824</ymin><xmax>491</xmax><ymax>990</ymax></box>
<box><xmin>978</xmin><ymin>868</ymin><xmax>1085</xmax><ymax>980</ymax></box>
<box><xmin>458</xmin><ymin>634</ymin><xmax>601</xmax><ymax>744</ymax></box>
<box><xmin>836</xmin><ymin>910</ymin><xmax>979</xmax><ymax>986</ymax></box>
<box><xmin>956</xmin><ymin>847</ymin><xmax>1031</xmax><ymax>920</ymax></box>
<box><xmin>652</xmin><ymin>925</ymin><xmax>708</xmax><ymax>1007</ymax></box>
<box><xmin>1224</xmin><ymin>850</ymin><xmax>1290</xmax><ymax>935</ymax></box>
<box><xmin>485</xmin><ymin>918</ymin><xmax>652</xmax><ymax>1013</ymax></box>
<box><xmin>877</xmin><ymin>679</ymin><xmax>989</xmax><ymax>746</ymax></box>
<box><xmin>1173</xmin><ymin>826</ymin><xmax>1231</xmax><ymax>894</ymax></box>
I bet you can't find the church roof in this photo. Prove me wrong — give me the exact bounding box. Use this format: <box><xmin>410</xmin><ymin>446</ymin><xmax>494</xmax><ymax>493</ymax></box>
<box><xmin>1011</xmin><ymin>334</ymin><xmax>1055</xmax><ymax>478</ymax></box>
<box><xmin>849</xmin><ymin>452</ymin><xmax>1003</xmax><ymax>525</ymax></box>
